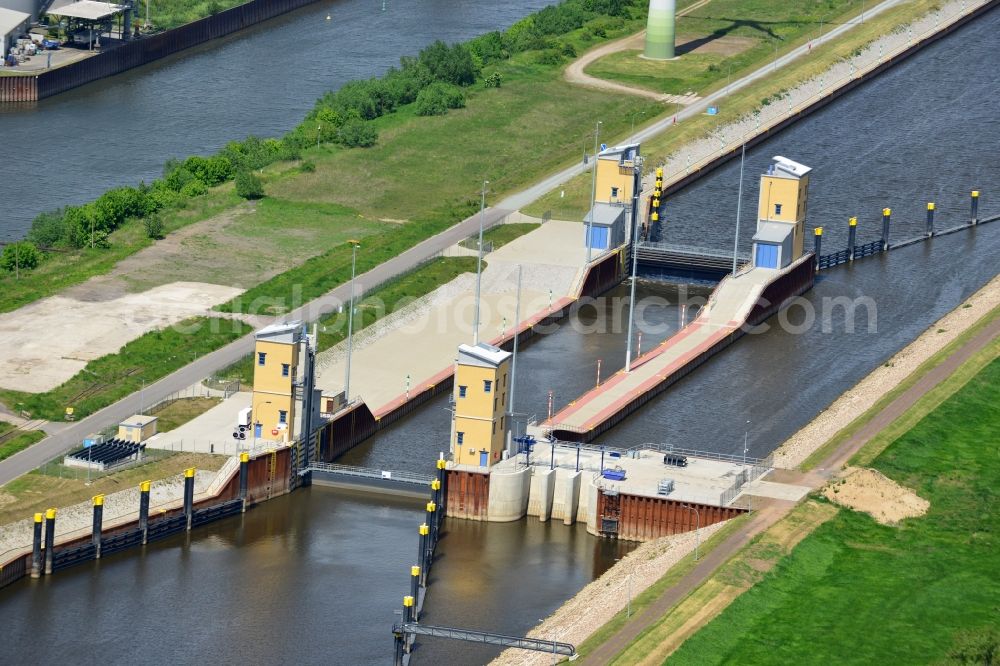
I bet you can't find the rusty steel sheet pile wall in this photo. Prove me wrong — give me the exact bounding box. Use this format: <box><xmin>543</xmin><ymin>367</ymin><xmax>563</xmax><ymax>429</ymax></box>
<box><xmin>317</xmin><ymin>401</ymin><xmax>378</xmax><ymax>462</ymax></box>
<box><xmin>579</xmin><ymin>248</ymin><xmax>628</xmax><ymax>298</ymax></box>
<box><xmin>445</xmin><ymin>469</ymin><xmax>490</xmax><ymax>521</ymax></box>
<box><xmin>598</xmin><ymin>491</ymin><xmax>746</xmax><ymax>541</ymax></box>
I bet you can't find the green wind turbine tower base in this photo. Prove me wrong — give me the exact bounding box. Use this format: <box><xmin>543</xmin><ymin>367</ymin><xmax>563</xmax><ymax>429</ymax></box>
<box><xmin>644</xmin><ymin>0</ymin><xmax>676</xmax><ymax>60</ymax></box>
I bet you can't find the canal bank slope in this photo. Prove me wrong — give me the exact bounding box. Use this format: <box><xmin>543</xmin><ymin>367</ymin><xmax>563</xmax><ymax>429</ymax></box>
<box><xmin>490</xmin><ymin>275</ymin><xmax>1000</xmax><ymax>664</ymax></box>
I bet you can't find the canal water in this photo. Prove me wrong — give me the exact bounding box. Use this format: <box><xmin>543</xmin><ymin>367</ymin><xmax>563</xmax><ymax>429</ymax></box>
<box><xmin>0</xmin><ymin>0</ymin><xmax>555</xmax><ymax>238</ymax></box>
<box><xmin>1</xmin><ymin>8</ymin><xmax>998</xmax><ymax>665</ymax></box>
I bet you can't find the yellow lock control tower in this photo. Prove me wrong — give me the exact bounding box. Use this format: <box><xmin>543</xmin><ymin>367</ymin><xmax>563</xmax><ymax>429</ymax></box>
<box><xmin>451</xmin><ymin>342</ymin><xmax>512</xmax><ymax>468</ymax></box>
<box><xmin>251</xmin><ymin>321</ymin><xmax>302</xmax><ymax>443</ymax></box>
<box><xmin>751</xmin><ymin>156</ymin><xmax>812</xmax><ymax>269</ymax></box>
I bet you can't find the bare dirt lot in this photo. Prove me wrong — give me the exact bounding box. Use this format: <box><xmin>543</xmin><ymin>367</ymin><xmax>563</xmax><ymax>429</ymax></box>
<box><xmin>0</xmin><ymin>281</ymin><xmax>242</xmax><ymax>393</ymax></box>
<box><xmin>823</xmin><ymin>467</ymin><xmax>929</xmax><ymax>525</ymax></box>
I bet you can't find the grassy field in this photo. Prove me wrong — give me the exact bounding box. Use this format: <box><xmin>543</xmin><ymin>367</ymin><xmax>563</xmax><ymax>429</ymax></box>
<box><xmin>604</xmin><ymin>501</ymin><xmax>838</xmax><ymax>665</ymax></box>
<box><xmin>525</xmin><ymin>0</ymin><xmax>943</xmax><ymax>220</ymax></box>
<box><xmin>0</xmin><ymin>318</ymin><xmax>250</xmax><ymax>422</ymax></box>
<box><xmin>801</xmin><ymin>303</ymin><xmax>1000</xmax><ymax>470</ymax></box>
<box><xmin>0</xmin><ymin>452</ymin><xmax>226</xmax><ymax>528</ymax></box>
<box><xmin>144</xmin><ymin>0</ymin><xmax>248</xmax><ymax>30</ymax></box>
<box><xmin>585</xmin><ymin>0</ymin><xmax>859</xmax><ymax>96</ymax></box>
<box><xmin>665</xmin><ymin>357</ymin><xmax>1000</xmax><ymax>665</ymax></box>
<box><xmin>0</xmin><ymin>189</ymin><xmax>241</xmax><ymax>313</ymax></box>
<box><xmin>215</xmin><ymin>256</ymin><xmax>479</xmax><ymax>387</ymax></box>
<box><xmin>0</xmin><ymin>423</ymin><xmax>46</xmax><ymax>463</ymax></box>
<box><xmin>149</xmin><ymin>396</ymin><xmax>222</xmax><ymax>431</ymax></box>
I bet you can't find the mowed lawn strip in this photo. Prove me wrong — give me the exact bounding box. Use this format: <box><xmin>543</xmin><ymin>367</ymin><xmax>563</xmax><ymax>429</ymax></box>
<box><xmin>666</xmin><ymin>357</ymin><xmax>1000</xmax><ymax>665</ymax></box>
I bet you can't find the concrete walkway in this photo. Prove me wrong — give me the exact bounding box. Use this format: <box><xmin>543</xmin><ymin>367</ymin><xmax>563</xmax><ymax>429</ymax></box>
<box><xmin>547</xmin><ymin>265</ymin><xmax>776</xmax><ymax>433</ymax></box>
<box><xmin>314</xmin><ymin>221</ymin><xmax>587</xmax><ymax>412</ymax></box>
<box><xmin>580</xmin><ymin>312</ymin><xmax>1000</xmax><ymax>664</ymax></box>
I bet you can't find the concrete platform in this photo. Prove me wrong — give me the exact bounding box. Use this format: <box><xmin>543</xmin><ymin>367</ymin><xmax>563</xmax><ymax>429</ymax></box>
<box><xmin>313</xmin><ymin>221</ymin><xmax>590</xmax><ymax>412</ymax></box>
<box><xmin>145</xmin><ymin>392</ymin><xmax>285</xmax><ymax>455</ymax></box>
<box><xmin>520</xmin><ymin>442</ymin><xmax>755</xmax><ymax>507</ymax></box>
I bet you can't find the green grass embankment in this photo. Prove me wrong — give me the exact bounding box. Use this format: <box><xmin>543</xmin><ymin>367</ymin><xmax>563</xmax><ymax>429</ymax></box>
<box><xmin>664</xmin><ymin>356</ymin><xmax>1000</xmax><ymax>665</ymax></box>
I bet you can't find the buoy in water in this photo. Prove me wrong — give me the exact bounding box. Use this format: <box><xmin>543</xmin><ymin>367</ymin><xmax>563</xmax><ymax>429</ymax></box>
<box><xmin>326</xmin><ymin>13</ymin><xmax>331</xmax><ymax>20</ymax></box>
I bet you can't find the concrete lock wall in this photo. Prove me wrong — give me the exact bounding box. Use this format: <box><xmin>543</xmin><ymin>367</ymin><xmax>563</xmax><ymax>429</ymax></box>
<box><xmin>526</xmin><ymin>468</ymin><xmax>555</xmax><ymax>521</ymax></box>
<box><xmin>550</xmin><ymin>470</ymin><xmax>581</xmax><ymax>525</ymax></box>
<box><xmin>485</xmin><ymin>466</ymin><xmax>531</xmax><ymax>522</ymax></box>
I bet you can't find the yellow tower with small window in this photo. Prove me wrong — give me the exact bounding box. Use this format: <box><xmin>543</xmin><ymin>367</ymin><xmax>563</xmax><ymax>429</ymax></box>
<box><xmin>452</xmin><ymin>343</ymin><xmax>511</xmax><ymax>468</ymax></box>
<box><xmin>752</xmin><ymin>156</ymin><xmax>812</xmax><ymax>269</ymax></box>
<box><xmin>251</xmin><ymin>321</ymin><xmax>301</xmax><ymax>443</ymax></box>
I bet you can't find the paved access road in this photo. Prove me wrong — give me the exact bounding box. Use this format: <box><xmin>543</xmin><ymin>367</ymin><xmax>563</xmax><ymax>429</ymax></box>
<box><xmin>0</xmin><ymin>0</ymin><xmax>907</xmax><ymax>486</ymax></box>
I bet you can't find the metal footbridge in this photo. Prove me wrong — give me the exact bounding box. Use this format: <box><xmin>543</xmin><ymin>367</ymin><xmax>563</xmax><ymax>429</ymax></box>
<box><xmin>394</xmin><ymin>622</ymin><xmax>576</xmax><ymax>659</ymax></box>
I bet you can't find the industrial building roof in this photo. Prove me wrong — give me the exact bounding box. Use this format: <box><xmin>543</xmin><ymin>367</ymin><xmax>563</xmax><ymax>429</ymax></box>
<box><xmin>753</xmin><ymin>221</ymin><xmax>794</xmax><ymax>244</ymax></box>
<box><xmin>0</xmin><ymin>7</ymin><xmax>30</xmax><ymax>37</ymax></box>
<box><xmin>583</xmin><ymin>202</ymin><xmax>626</xmax><ymax>227</ymax></box>
<box><xmin>457</xmin><ymin>342</ymin><xmax>510</xmax><ymax>368</ymax></box>
<box><xmin>48</xmin><ymin>0</ymin><xmax>124</xmax><ymax>20</ymax></box>
<box><xmin>256</xmin><ymin>321</ymin><xmax>302</xmax><ymax>344</ymax></box>
<box><xmin>770</xmin><ymin>155</ymin><xmax>812</xmax><ymax>179</ymax></box>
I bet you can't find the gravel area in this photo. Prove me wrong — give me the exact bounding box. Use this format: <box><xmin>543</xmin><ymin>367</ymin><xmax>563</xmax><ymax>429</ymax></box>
<box><xmin>490</xmin><ymin>523</ymin><xmax>724</xmax><ymax>666</ymax></box>
<box><xmin>0</xmin><ymin>469</ymin><xmax>217</xmax><ymax>557</ymax></box>
<box><xmin>774</xmin><ymin>273</ymin><xmax>1000</xmax><ymax>468</ymax></box>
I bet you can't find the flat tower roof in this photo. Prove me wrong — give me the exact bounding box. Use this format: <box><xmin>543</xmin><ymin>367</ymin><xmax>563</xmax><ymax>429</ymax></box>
<box><xmin>457</xmin><ymin>342</ymin><xmax>511</xmax><ymax>368</ymax></box>
<box><xmin>770</xmin><ymin>155</ymin><xmax>812</xmax><ymax>179</ymax></box>
<box><xmin>256</xmin><ymin>321</ymin><xmax>302</xmax><ymax>345</ymax></box>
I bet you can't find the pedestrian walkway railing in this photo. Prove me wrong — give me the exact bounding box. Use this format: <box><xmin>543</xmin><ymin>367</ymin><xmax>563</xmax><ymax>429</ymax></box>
<box><xmin>306</xmin><ymin>462</ymin><xmax>433</xmax><ymax>486</ymax></box>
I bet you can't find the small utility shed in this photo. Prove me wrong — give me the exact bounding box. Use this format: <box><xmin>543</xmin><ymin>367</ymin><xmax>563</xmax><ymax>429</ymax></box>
<box><xmin>583</xmin><ymin>202</ymin><xmax>626</xmax><ymax>251</ymax></box>
<box><xmin>118</xmin><ymin>414</ymin><xmax>157</xmax><ymax>443</ymax></box>
<box><xmin>0</xmin><ymin>7</ymin><xmax>30</xmax><ymax>56</ymax></box>
<box><xmin>752</xmin><ymin>222</ymin><xmax>793</xmax><ymax>269</ymax></box>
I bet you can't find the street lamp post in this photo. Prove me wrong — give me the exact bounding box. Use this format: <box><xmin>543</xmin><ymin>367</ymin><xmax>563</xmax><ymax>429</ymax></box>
<box><xmin>743</xmin><ymin>419</ymin><xmax>751</xmax><ymax>465</ymax></box>
<box><xmin>473</xmin><ymin>180</ymin><xmax>489</xmax><ymax>346</ymax></box>
<box><xmin>732</xmin><ymin>142</ymin><xmax>747</xmax><ymax>275</ymax></box>
<box><xmin>344</xmin><ymin>240</ymin><xmax>360</xmax><ymax>402</ymax></box>
<box><xmin>586</xmin><ymin>121</ymin><xmax>602</xmax><ymax>263</ymax></box>
<box><xmin>624</xmin><ymin>158</ymin><xmax>643</xmax><ymax>372</ymax></box>
<box><xmin>682</xmin><ymin>504</ymin><xmax>701</xmax><ymax>560</ymax></box>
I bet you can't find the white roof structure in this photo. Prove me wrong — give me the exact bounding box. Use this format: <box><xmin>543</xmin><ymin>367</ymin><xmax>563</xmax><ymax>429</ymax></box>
<box><xmin>753</xmin><ymin>221</ymin><xmax>794</xmax><ymax>244</ymax></box>
<box><xmin>255</xmin><ymin>321</ymin><xmax>303</xmax><ymax>345</ymax></box>
<box><xmin>457</xmin><ymin>342</ymin><xmax>511</xmax><ymax>368</ymax></box>
<box><xmin>48</xmin><ymin>0</ymin><xmax>124</xmax><ymax>20</ymax></box>
<box><xmin>598</xmin><ymin>142</ymin><xmax>640</xmax><ymax>162</ymax></box>
<box><xmin>770</xmin><ymin>155</ymin><xmax>812</xmax><ymax>179</ymax></box>
<box><xmin>0</xmin><ymin>7</ymin><xmax>30</xmax><ymax>37</ymax></box>
<box><xmin>121</xmin><ymin>414</ymin><xmax>157</xmax><ymax>427</ymax></box>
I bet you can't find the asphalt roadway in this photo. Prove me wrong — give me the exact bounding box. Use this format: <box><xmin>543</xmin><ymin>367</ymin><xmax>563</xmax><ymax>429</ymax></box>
<box><xmin>0</xmin><ymin>0</ymin><xmax>907</xmax><ymax>486</ymax></box>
